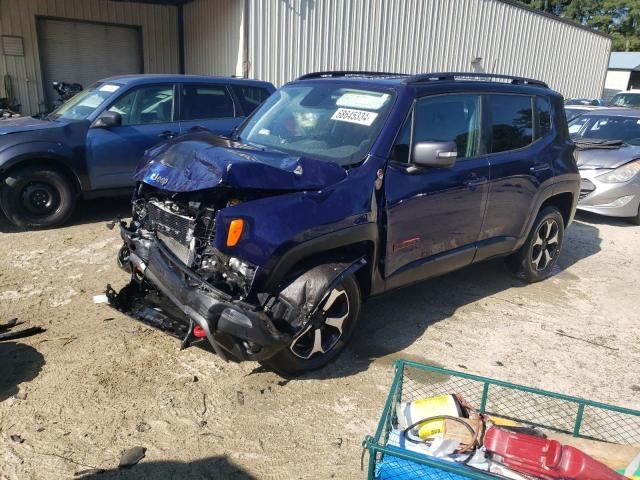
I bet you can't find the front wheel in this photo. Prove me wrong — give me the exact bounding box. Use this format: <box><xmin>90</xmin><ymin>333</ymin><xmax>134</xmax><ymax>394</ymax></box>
<box><xmin>628</xmin><ymin>205</ymin><xmax>640</xmax><ymax>226</ymax></box>
<box><xmin>0</xmin><ymin>165</ymin><xmax>76</xmax><ymax>229</ymax></box>
<box><xmin>262</xmin><ymin>275</ymin><xmax>361</xmax><ymax>376</ymax></box>
<box><xmin>507</xmin><ymin>206</ymin><xmax>565</xmax><ymax>283</ymax></box>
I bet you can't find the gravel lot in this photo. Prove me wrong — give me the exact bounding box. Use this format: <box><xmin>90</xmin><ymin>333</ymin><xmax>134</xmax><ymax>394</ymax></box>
<box><xmin>1</xmin><ymin>200</ymin><xmax>639</xmax><ymax>479</ymax></box>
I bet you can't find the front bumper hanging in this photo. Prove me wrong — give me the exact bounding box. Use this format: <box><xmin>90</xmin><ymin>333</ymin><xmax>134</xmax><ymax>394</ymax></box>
<box><xmin>108</xmin><ymin>224</ymin><xmax>291</xmax><ymax>362</ymax></box>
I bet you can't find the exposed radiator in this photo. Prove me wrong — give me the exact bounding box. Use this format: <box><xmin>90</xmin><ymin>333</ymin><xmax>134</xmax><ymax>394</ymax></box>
<box><xmin>147</xmin><ymin>201</ymin><xmax>195</xmax><ymax>265</ymax></box>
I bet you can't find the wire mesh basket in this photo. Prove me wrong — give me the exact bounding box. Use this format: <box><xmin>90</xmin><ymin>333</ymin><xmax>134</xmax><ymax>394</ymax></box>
<box><xmin>363</xmin><ymin>360</ymin><xmax>640</xmax><ymax>479</ymax></box>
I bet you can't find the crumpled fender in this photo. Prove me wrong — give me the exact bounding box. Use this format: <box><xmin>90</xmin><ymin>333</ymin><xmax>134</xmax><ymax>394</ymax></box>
<box><xmin>276</xmin><ymin>257</ymin><xmax>366</xmax><ymax>329</ymax></box>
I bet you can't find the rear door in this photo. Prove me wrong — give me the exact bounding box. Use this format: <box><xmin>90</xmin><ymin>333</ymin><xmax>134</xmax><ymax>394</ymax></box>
<box><xmin>178</xmin><ymin>83</ymin><xmax>241</xmax><ymax>136</ymax></box>
<box><xmin>86</xmin><ymin>83</ymin><xmax>177</xmax><ymax>190</ymax></box>
<box><xmin>384</xmin><ymin>93</ymin><xmax>490</xmax><ymax>287</ymax></box>
<box><xmin>477</xmin><ymin>94</ymin><xmax>554</xmax><ymax>260</ymax></box>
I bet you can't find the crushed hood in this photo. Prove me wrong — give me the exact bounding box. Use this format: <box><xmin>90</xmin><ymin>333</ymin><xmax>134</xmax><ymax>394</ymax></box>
<box><xmin>0</xmin><ymin>116</ymin><xmax>64</xmax><ymax>135</ymax></box>
<box><xmin>575</xmin><ymin>143</ymin><xmax>640</xmax><ymax>170</ymax></box>
<box><xmin>135</xmin><ymin>131</ymin><xmax>347</xmax><ymax>192</ymax></box>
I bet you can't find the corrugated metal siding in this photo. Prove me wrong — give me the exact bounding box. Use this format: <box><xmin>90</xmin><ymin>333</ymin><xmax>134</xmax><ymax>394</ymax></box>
<box><xmin>244</xmin><ymin>0</ymin><xmax>611</xmax><ymax>98</ymax></box>
<box><xmin>183</xmin><ymin>0</ymin><xmax>244</xmax><ymax>77</ymax></box>
<box><xmin>0</xmin><ymin>0</ymin><xmax>179</xmax><ymax>115</ymax></box>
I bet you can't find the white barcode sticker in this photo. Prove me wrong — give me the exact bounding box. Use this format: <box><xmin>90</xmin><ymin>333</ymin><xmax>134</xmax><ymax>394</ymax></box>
<box><xmin>336</xmin><ymin>92</ymin><xmax>390</xmax><ymax>110</ymax></box>
<box><xmin>99</xmin><ymin>84</ymin><xmax>120</xmax><ymax>93</ymax></box>
<box><xmin>331</xmin><ymin>108</ymin><xmax>378</xmax><ymax>126</ymax></box>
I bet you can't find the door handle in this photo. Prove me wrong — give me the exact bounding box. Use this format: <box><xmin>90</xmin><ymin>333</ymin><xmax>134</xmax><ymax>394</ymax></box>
<box><xmin>465</xmin><ymin>176</ymin><xmax>488</xmax><ymax>188</ymax></box>
<box><xmin>530</xmin><ymin>163</ymin><xmax>552</xmax><ymax>173</ymax></box>
<box><xmin>158</xmin><ymin>130</ymin><xmax>177</xmax><ymax>139</ymax></box>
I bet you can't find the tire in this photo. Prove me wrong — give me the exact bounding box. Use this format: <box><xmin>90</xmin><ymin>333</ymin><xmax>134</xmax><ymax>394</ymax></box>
<box><xmin>0</xmin><ymin>165</ymin><xmax>76</xmax><ymax>229</ymax></box>
<box><xmin>628</xmin><ymin>205</ymin><xmax>640</xmax><ymax>226</ymax></box>
<box><xmin>262</xmin><ymin>275</ymin><xmax>362</xmax><ymax>376</ymax></box>
<box><xmin>507</xmin><ymin>206</ymin><xmax>565</xmax><ymax>283</ymax></box>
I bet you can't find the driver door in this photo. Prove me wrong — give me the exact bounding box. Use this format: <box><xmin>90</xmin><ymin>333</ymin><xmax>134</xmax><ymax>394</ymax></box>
<box><xmin>86</xmin><ymin>83</ymin><xmax>177</xmax><ymax>190</ymax></box>
<box><xmin>383</xmin><ymin>93</ymin><xmax>490</xmax><ymax>289</ymax></box>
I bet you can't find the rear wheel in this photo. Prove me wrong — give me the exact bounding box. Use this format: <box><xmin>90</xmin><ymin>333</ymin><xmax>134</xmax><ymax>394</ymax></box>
<box><xmin>507</xmin><ymin>206</ymin><xmax>565</xmax><ymax>283</ymax></box>
<box><xmin>0</xmin><ymin>165</ymin><xmax>76</xmax><ymax>229</ymax></box>
<box><xmin>262</xmin><ymin>275</ymin><xmax>361</xmax><ymax>376</ymax></box>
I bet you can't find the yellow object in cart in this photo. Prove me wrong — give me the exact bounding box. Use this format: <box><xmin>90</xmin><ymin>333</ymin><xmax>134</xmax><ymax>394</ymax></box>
<box><xmin>398</xmin><ymin>394</ymin><xmax>463</xmax><ymax>439</ymax></box>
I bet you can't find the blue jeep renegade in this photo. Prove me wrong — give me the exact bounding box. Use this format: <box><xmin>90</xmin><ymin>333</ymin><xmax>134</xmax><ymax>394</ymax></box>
<box><xmin>110</xmin><ymin>72</ymin><xmax>580</xmax><ymax>375</ymax></box>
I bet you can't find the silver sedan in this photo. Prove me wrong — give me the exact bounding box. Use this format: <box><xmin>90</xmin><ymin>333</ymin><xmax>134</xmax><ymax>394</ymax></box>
<box><xmin>569</xmin><ymin>109</ymin><xmax>640</xmax><ymax>224</ymax></box>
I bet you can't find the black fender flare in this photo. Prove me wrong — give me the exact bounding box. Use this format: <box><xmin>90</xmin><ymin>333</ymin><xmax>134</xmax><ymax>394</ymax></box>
<box><xmin>260</xmin><ymin>222</ymin><xmax>379</xmax><ymax>293</ymax></box>
<box><xmin>514</xmin><ymin>177</ymin><xmax>579</xmax><ymax>251</ymax></box>
<box><xmin>276</xmin><ymin>257</ymin><xmax>367</xmax><ymax>332</ymax></box>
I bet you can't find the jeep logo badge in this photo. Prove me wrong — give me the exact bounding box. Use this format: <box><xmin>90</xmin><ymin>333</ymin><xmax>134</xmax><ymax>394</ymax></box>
<box><xmin>150</xmin><ymin>172</ymin><xmax>169</xmax><ymax>186</ymax></box>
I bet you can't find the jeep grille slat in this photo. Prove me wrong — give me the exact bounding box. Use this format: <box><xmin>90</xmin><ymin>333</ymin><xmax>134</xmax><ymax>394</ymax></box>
<box><xmin>147</xmin><ymin>201</ymin><xmax>195</xmax><ymax>265</ymax></box>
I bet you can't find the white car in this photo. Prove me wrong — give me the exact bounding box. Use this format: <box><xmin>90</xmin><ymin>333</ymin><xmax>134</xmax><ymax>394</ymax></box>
<box><xmin>608</xmin><ymin>90</ymin><xmax>640</xmax><ymax>108</ymax></box>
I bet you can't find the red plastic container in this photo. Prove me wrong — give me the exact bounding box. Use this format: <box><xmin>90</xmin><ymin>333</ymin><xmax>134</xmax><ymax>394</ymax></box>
<box><xmin>484</xmin><ymin>427</ymin><xmax>627</xmax><ymax>480</ymax></box>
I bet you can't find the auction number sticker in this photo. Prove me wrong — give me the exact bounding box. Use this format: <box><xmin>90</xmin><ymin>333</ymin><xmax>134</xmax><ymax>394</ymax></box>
<box><xmin>331</xmin><ymin>108</ymin><xmax>378</xmax><ymax>126</ymax></box>
<box><xmin>99</xmin><ymin>84</ymin><xmax>120</xmax><ymax>93</ymax></box>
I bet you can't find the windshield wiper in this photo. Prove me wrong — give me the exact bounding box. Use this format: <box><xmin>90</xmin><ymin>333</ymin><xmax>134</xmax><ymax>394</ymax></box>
<box><xmin>235</xmin><ymin>139</ymin><xmax>266</xmax><ymax>151</ymax></box>
<box><xmin>574</xmin><ymin>138</ymin><xmax>625</xmax><ymax>150</ymax></box>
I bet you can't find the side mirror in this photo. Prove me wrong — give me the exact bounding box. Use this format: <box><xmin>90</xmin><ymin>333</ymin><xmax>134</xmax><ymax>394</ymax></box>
<box><xmin>93</xmin><ymin>110</ymin><xmax>122</xmax><ymax>128</ymax></box>
<box><xmin>412</xmin><ymin>141</ymin><xmax>457</xmax><ymax>168</ymax></box>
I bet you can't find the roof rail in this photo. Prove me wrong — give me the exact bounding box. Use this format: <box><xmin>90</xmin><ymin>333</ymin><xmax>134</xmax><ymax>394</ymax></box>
<box><xmin>296</xmin><ymin>71</ymin><xmax>409</xmax><ymax>80</ymax></box>
<box><xmin>404</xmin><ymin>72</ymin><xmax>548</xmax><ymax>88</ymax></box>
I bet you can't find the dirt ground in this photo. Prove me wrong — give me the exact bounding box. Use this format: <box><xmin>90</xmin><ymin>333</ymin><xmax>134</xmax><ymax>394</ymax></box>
<box><xmin>1</xmin><ymin>199</ymin><xmax>639</xmax><ymax>480</ymax></box>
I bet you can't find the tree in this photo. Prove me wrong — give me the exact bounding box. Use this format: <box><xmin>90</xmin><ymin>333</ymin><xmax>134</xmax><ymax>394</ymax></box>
<box><xmin>517</xmin><ymin>0</ymin><xmax>640</xmax><ymax>51</ymax></box>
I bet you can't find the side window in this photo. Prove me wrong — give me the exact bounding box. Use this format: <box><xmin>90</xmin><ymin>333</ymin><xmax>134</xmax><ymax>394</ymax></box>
<box><xmin>489</xmin><ymin>94</ymin><xmax>533</xmax><ymax>153</ymax></box>
<box><xmin>413</xmin><ymin>94</ymin><xmax>482</xmax><ymax>159</ymax></box>
<box><xmin>536</xmin><ymin>96</ymin><xmax>552</xmax><ymax>138</ymax></box>
<box><xmin>181</xmin><ymin>84</ymin><xmax>235</xmax><ymax>120</ymax></box>
<box><xmin>231</xmin><ymin>84</ymin><xmax>271</xmax><ymax>115</ymax></box>
<box><xmin>108</xmin><ymin>85</ymin><xmax>175</xmax><ymax>126</ymax></box>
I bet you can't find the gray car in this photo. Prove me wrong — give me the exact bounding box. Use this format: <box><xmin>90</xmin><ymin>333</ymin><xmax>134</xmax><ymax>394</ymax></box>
<box><xmin>569</xmin><ymin>108</ymin><xmax>640</xmax><ymax>224</ymax></box>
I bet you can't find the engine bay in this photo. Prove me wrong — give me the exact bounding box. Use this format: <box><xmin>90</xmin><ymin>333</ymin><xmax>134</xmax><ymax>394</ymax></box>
<box><xmin>129</xmin><ymin>184</ymin><xmax>257</xmax><ymax>298</ymax></box>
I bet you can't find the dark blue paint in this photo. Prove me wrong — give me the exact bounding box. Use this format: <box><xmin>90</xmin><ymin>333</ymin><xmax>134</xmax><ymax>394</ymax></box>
<box><xmin>133</xmin><ymin>76</ymin><xmax>578</xmax><ymax>291</ymax></box>
<box><xmin>135</xmin><ymin>131</ymin><xmax>346</xmax><ymax>192</ymax></box>
<box><xmin>384</xmin><ymin>156</ymin><xmax>490</xmax><ymax>275</ymax></box>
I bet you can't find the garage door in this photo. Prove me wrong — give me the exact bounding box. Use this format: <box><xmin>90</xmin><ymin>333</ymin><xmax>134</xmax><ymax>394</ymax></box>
<box><xmin>37</xmin><ymin>18</ymin><xmax>143</xmax><ymax>110</ymax></box>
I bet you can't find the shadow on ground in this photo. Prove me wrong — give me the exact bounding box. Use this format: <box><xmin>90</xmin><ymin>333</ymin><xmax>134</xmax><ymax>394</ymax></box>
<box><xmin>0</xmin><ymin>341</ymin><xmax>45</xmax><ymax>402</ymax></box>
<box><xmin>0</xmin><ymin>196</ymin><xmax>131</xmax><ymax>233</ymax></box>
<box><xmin>77</xmin><ymin>456</ymin><xmax>256</xmax><ymax>479</ymax></box>
<box><xmin>299</xmin><ymin>219</ymin><xmax>603</xmax><ymax>380</ymax></box>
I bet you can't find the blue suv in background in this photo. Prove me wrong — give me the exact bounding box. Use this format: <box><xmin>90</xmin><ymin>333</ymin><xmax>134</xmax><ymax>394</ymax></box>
<box><xmin>0</xmin><ymin>75</ymin><xmax>275</xmax><ymax>229</ymax></box>
<box><xmin>110</xmin><ymin>72</ymin><xmax>579</xmax><ymax>375</ymax></box>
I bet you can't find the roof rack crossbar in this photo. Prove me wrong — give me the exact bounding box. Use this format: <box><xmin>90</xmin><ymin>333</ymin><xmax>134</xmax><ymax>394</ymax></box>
<box><xmin>296</xmin><ymin>71</ymin><xmax>410</xmax><ymax>80</ymax></box>
<box><xmin>404</xmin><ymin>72</ymin><xmax>548</xmax><ymax>88</ymax></box>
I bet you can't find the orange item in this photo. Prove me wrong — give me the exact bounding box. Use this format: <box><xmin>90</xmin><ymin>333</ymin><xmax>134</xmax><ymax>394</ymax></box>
<box><xmin>227</xmin><ymin>219</ymin><xmax>244</xmax><ymax>246</ymax></box>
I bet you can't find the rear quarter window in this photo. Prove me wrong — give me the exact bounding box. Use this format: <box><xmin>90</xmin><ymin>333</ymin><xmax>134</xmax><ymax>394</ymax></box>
<box><xmin>488</xmin><ymin>94</ymin><xmax>534</xmax><ymax>153</ymax></box>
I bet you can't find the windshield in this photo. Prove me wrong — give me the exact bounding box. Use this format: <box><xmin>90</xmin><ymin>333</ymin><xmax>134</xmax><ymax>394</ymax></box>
<box><xmin>50</xmin><ymin>82</ymin><xmax>122</xmax><ymax>120</ymax></box>
<box><xmin>565</xmin><ymin>107</ymin><xmax>589</xmax><ymax>122</ymax></box>
<box><xmin>569</xmin><ymin>114</ymin><xmax>640</xmax><ymax>145</ymax></box>
<box><xmin>608</xmin><ymin>93</ymin><xmax>640</xmax><ymax>108</ymax></box>
<box><xmin>236</xmin><ymin>84</ymin><xmax>394</xmax><ymax>166</ymax></box>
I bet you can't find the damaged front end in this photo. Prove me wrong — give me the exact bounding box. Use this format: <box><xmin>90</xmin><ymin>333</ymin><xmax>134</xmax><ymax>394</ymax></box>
<box><xmin>109</xmin><ymin>183</ymin><xmax>297</xmax><ymax>362</ymax></box>
<box><xmin>107</xmin><ymin>133</ymin><xmax>363</xmax><ymax>363</ymax></box>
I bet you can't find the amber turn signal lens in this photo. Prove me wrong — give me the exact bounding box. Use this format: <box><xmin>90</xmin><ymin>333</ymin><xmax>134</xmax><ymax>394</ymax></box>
<box><xmin>226</xmin><ymin>219</ymin><xmax>244</xmax><ymax>247</ymax></box>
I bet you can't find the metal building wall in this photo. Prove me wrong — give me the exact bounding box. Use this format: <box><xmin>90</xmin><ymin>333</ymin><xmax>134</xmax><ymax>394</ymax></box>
<box><xmin>183</xmin><ymin>0</ymin><xmax>244</xmax><ymax>76</ymax></box>
<box><xmin>0</xmin><ymin>0</ymin><xmax>179</xmax><ymax>115</ymax></box>
<box><xmin>245</xmin><ymin>0</ymin><xmax>612</xmax><ymax>98</ymax></box>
